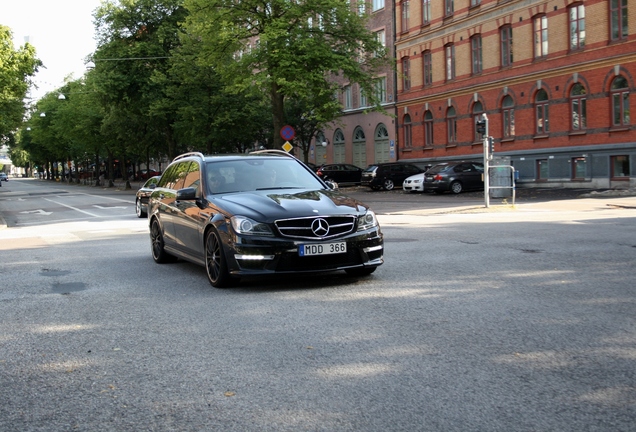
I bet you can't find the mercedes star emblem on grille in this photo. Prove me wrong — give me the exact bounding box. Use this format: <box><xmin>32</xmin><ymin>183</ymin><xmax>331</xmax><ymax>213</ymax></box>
<box><xmin>311</xmin><ymin>218</ymin><xmax>330</xmax><ymax>237</ymax></box>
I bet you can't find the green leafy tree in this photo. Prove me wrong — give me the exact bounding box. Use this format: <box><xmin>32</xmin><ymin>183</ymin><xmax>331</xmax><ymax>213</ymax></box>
<box><xmin>0</xmin><ymin>25</ymin><xmax>41</xmax><ymax>142</ymax></box>
<box><xmin>183</xmin><ymin>0</ymin><xmax>391</xmax><ymax>149</ymax></box>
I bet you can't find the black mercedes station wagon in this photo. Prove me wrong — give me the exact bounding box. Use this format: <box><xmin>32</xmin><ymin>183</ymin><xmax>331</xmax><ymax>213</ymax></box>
<box><xmin>148</xmin><ymin>151</ymin><xmax>384</xmax><ymax>287</ymax></box>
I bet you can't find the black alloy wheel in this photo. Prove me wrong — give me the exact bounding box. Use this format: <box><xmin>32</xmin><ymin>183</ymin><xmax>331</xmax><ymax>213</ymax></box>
<box><xmin>205</xmin><ymin>228</ymin><xmax>237</xmax><ymax>288</ymax></box>
<box><xmin>151</xmin><ymin>219</ymin><xmax>177</xmax><ymax>263</ymax></box>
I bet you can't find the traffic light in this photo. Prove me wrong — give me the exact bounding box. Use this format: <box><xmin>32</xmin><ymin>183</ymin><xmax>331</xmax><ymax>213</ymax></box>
<box><xmin>476</xmin><ymin>120</ymin><xmax>486</xmax><ymax>135</ymax></box>
<box><xmin>488</xmin><ymin>136</ymin><xmax>495</xmax><ymax>154</ymax></box>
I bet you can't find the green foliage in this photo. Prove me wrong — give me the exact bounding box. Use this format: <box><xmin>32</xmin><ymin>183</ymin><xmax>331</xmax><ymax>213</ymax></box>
<box><xmin>0</xmin><ymin>25</ymin><xmax>42</xmax><ymax>141</ymax></box>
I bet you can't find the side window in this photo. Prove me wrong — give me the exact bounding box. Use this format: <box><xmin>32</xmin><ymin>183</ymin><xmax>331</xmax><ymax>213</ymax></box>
<box><xmin>183</xmin><ymin>162</ymin><xmax>201</xmax><ymax>194</ymax></box>
<box><xmin>157</xmin><ymin>163</ymin><xmax>187</xmax><ymax>190</ymax></box>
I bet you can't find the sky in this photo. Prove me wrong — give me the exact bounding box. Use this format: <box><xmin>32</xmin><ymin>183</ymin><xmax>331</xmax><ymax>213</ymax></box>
<box><xmin>1</xmin><ymin>0</ymin><xmax>103</xmax><ymax>103</ymax></box>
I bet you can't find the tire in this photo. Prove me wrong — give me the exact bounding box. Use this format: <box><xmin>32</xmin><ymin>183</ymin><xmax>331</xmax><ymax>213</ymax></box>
<box><xmin>135</xmin><ymin>198</ymin><xmax>146</xmax><ymax>218</ymax></box>
<box><xmin>205</xmin><ymin>228</ymin><xmax>238</xmax><ymax>288</ymax></box>
<box><xmin>450</xmin><ymin>181</ymin><xmax>463</xmax><ymax>194</ymax></box>
<box><xmin>382</xmin><ymin>179</ymin><xmax>395</xmax><ymax>191</ymax></box>
<box><xmin>150</xmin><ymin>219</ymin><xmax>177</xmax><ymax>263</ymax></box>
<box><xmin>344</xmin><ymin>267</ymin><xmax>377</xmax><ymax>277</ymax></box>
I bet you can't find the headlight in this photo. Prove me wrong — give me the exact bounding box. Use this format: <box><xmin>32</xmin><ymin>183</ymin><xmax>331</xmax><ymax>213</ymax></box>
<box><xmin>357</xmin><ymin>210</ymin><xmax>378</xmax><ymax>231</ymax></box>
<box><xmin>230</xmin><ymin>216</ymin><xmax>273</xmax><ymax>236</ymax></box>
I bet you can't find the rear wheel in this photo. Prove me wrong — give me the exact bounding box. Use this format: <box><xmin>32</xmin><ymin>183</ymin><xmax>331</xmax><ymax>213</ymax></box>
<box><xmin>382</xmin><ymin>179</ymin><xmax>395</xmax><ymax>191</ymax></box>
<box><xmin>205</xmin><ymin>229</ymin><xmax>238</xmax><ymax>288</ymax></box>
<box><xmin>150</xmin><ymin>219</ymin><xmax>177</xmax><ymax>263</ymax></box>
<box><xmin>450</xmin><ymin>181</ymin><xmax>463</xmax><ymax>194</ymax></box>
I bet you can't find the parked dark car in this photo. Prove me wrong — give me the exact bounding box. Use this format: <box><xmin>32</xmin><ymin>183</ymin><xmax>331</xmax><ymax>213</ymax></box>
<box><xmin>424</xmin><ymin>161</ymin><xmax>484</xmax><ymax>194</ymax></box>
<box><xmin>316</xmin><ymin>164</ymin><xmax>363</xmax><ymax>186</ymax></box>
<box><xmin>135</xmin><ymin>176</ymin><xmax>160</xmax><ymax>218</ymax></box>
<box><xmin>147</xmin><ymin>151</ymin><xmax>384</xmax><ymax>288</ymax></box>
<box><xmin>361</xmin><ymin>162</ymin><xmax>424</xmax><ymax>191</ymax></box>
<box><xmin>0</xmin><ymin>172</ymin><xmax>8</xmax><ymax>182</ymax></box>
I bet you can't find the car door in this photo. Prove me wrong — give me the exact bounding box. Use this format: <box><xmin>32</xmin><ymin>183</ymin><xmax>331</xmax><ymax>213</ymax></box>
<box><xmin>152</xmin><ymin>162</ymin><xmax>188</xmax><ymax>247</ymax></box>
<box><xmin>457</xmin><ymin>163</ymin><xmax>481</xmax><ymax>190</ymax></box>
<box><xmin>172</xmin><ymin>161</ymin><xmax>207</xmax><ymax>259</ymax></box>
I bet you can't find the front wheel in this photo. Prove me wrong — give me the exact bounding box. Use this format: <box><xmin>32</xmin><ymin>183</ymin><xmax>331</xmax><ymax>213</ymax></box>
<box><xmin>150</xmin><ymin>219</ymin><xmax>177</xmax><ymax>263</ymax></box>
<box><xmin>450</xmin><ymin>181</ymin><xmax>463</xmax><ymax>194</ymax></box>
<box><xmin>205</xmin><ymin>229</ymin><xmax>238</xmax><ymax>288</ymax></box>
<box><xmin>382</xmin><ymin>179</ymin><xmax>395</xmax><ymax>191</ymax></box>
<box><xmin>135</xmin><ymin>198</ymin><xmax>146</xmax><ymax>218</ymax></box>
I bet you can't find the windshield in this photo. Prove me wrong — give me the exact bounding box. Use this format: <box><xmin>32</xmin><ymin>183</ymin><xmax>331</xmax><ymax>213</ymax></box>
<box><xmin>426</xmin><ymin>164</ymin><xmax>450</xmax><ymax>174</ymax></box>
<box><xmin>206</xmin><ymin>158</ymin><xmax>324</xmax><ymax>194</ymax></box>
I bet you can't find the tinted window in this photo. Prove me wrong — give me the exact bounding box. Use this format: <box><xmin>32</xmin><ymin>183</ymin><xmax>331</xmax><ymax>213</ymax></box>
<box><xmin>158</xmin><ymin>161</ymin><xmax>190</xmax><ymax>190</ymax></box>
<box><xmin>427</xmin><ymin>164</ymin><xmax>449</xmax><ymax>174</ymax></box>
<box><xmin>364</xmin><ymin>166</ymin><xmax>378</xmax><ymax>173</ymax></box>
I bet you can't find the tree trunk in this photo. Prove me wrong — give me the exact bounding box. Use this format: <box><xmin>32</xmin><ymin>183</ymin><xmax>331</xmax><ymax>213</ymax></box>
<box><xmin>271</xmin><ymin>82</ymin><xmax>285</xmax><ymax>149</ymax></box>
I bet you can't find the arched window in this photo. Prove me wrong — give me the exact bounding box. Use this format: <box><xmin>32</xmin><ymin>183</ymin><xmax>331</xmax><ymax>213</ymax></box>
<box><xmin>473</xmin><ymin>101</ymin><xmax>484</xmax><ymax>142</ymax></box>
<box><xmin>446</xmin><ymin>106</ymin><xmax>457</xmax><ymax>144</ymax></box>
<box><xmin>424</xmin><ymin>110</ymin><xmax>434</xmax><ymax>148</ymax></box>
<box><xmin>611</xmin><ymin>75</ymin><xmax>630</xmax><ymax>127</ymax></box>
<box><xmin>570</xmin><ymin>83</ymin><xmax>587</xmax><ymax>131</ymax></box>
<box><xmin>535</xmin><ymin>89</ymin><xmax>549</xmax><ymax>135</ymax></box>
<box><xmin>502</xmin><ymin>96</ymin><xmax>515</xmax><ymax>138</ymax></box>
<box><xmin>403</xmin><ymin>114</ymin><xmax>412</xmax><ymax>148</ymax></box>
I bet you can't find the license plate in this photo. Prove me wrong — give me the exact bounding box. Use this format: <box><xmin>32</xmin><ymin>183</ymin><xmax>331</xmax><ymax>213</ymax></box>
<box><xmin>298</xmin><ymin>242</ymin><xmax>347</xmax><ymax>256</ymax></box>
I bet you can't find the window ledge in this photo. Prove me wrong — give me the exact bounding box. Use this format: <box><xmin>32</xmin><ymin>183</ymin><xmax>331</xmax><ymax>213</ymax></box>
<box><xmin>445</xmin><ymin>144</ymin><xmax>458</xmax><ymax>149</ymax></box>
<box><xmin>401</xmin><ymin>148</ymin><xmax>412</xmax><ymax>153</ymax></box>
<box><xmin>609</xmin><ymin>126</ymin><xmax>630</xmax><ymax>133</ymax></box>
<box><xmin>423</xmin><ymin>146</ymin><xmax>434</xmax><ymax>151</ymax></box>
<box><xmin>500</xmin><ymin>137</ymin><xmax>515</xmax><ymax>144</ymax></box>
<box><xmin>569</xmin><ymin>130</ymin><xmax>587</xmax><ymax>136</ymax></box>
<box><xmin>533</xmin><ymin>134</ymin><xmax>549</xmax><ymax>140</ymax></box>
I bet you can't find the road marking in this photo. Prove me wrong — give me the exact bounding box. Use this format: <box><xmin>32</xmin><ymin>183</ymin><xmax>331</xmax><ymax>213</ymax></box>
<box><xmin>44</xmin><ymin>198</ymin><xmax>101</xmax><ymax>217</ymax></box>
<box><xmin>93</xmin><ymin>205</ymin><xmax>128</xmax><ymax>210</ymax></box>
<box><xmin>19</xmin><ymin>209</ymin><xmax>53</xmax><ymax>215</ymax></box>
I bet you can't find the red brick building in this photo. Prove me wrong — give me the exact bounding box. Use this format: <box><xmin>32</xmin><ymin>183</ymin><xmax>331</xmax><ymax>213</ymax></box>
<box><xmin>310</xmin><ymin>0</ymin><xmax>398</xmax><ymax>169</ymax></box>
<box><xmin>394</xmin><ymin>0</ymin><xmax>634</xmax><ymax>188</ymax></box>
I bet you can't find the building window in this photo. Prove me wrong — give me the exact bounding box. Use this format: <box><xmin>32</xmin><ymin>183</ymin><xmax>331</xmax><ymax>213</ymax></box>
<box><xmin>445</xmin><ymin>0</ymin><xmax>454</xmax><ymax>18</ymax></box>
<box><xmin>502</xmin><ymin>95</ymin><xmax>515</xmax><ymax>138</ymax></box>
<box><xmin>570</xmin><ymin>83</ymin><xmax>587</xmax><ymax>131</ymax></box>
<box><xmin>423</xmin><ymin>50</ymin><xmax>432</xmax><ymax>87</ymax></box>
<box><xmin>375</xmin><ymin>77</ymin><xmax>387</xmax><ymax>103</ymax></box>
<box><xmin>424</xmin><ymin>110</ymin><xmax>433</xmax><ymax>147</ymax></box>
<box><xmin>445</xmin><ymin>44</ymin><xmax>455</xmax><ymax>81</ymax></box>
<box><xmin>360</xmin><ymin>86</ymin><xmax>368</xmax><ymax>108</ymax></box>
<box><xmin>471</xmin><ymin>0</ymin><xmax>481</xmax><ymax>6</ymax></box>
<box><xmin>610</xmin><ymin>0</ymin><xmax>628</xmax><ymax>41</ymax></box>
<box><xmin>402</xmin><ymin>57</ymin><xmax>411</xmax><ymax>91</ymax></box>
<box><xmin>373</xmin><ymin>0</ymin><xmax>385</xmax><ymax>11</ymax></box>
<box><xmin>611</xmin><ymin>75</ymin><xmax>630</xmax><ymax>127</ymax></box>
<box><xmin>447</xmin><ymin>106</ymin><xmax>457</xmax><ymax>144</ymax></box>
<box><xmin>534</xmin><ymin>15</ymin><xmax>548</xmax><ymax>58</ymax></box>
<box><xmin>569</xmin><ymin>4</ymin><xmax>585</xmax><ymax>50</ymax></box>
<box><xmin>572</xmin><ymin>157</ymin><xmax>587</xmax><ymax>180</ymax></box>
<box><xmin>401</xmin><ymin>0</ymin><xmax>410</xmax><ymax>33</ymax></box>
<box><xmin>500</xmin><ymin>25</ymin><xmax>513</xmax><ymax>67</ymax></box>
<box><xmin>471</xmin><ymin>35</ymin><xmax>482</xmax><ymax>75</ymax></box>
<box><xmin>403</xmin><ymin>114</ymin><xmax>412</xmax><ymax>148</ymax></box>
<box><xmin>611</xmin><ymin>155</ymin><xmax>630</xmax><ymax>179</ymax></box>
<box><xmin>535</xmin><ymin>89</ymin><xmax>549</xmax><ymax>135</ymax></box>
<box><xmin>473</xmin><ymin>101</ymin><xmax>484</xmax><ymax>142</ymax></box>
<box><xmin>422</xmin><ymin>0</ymin><xmax>431</xmax><ymax>25</ymax></box>
<box><xmin>375</xmin><ymin>29</ymin><xmax>386</xmax><ymax>57</ymax></box>
<box><xmin>344</xmin><ymin>85</ymin><xmax>352</xmax><ymax>109</ymax></box>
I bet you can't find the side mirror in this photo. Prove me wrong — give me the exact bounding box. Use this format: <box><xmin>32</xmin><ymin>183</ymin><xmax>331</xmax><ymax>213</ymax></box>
<box><xmin>176</xmin><ymin>187</ymin><xmax>197</xmax><ymax>200</ymax></box>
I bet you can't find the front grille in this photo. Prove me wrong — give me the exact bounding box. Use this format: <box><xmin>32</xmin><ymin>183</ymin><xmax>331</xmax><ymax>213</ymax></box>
<box><xmin>275</xmin><ymin>216</ymin><xmax>356</xmax><ymax>240</ymax></box>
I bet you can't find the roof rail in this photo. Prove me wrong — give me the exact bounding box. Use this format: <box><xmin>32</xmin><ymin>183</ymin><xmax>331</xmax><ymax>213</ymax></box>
<box><xmin>249</xmin><ymin>149</ymin><xmax>298</xmax><ymax>160</ymax></box>
<box><xmin>172</xmin><ymin>152</ymin><xmax>205</xmax><ymax>162</ymax></box>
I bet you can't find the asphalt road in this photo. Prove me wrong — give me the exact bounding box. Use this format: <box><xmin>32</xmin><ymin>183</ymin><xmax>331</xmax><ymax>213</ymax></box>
<box><xmin>1</xmin><ymin>179</ymin><xmax>635</xmax><ymax>431</ymax></box>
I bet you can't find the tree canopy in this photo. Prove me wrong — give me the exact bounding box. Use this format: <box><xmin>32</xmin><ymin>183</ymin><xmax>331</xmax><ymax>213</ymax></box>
<box><xmin>0</xmin><ymin>25</ymin><xmax>41</xmax><ymax>142</ymax></box>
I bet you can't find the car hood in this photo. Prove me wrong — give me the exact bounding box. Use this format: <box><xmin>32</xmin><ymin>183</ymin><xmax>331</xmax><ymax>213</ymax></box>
<box><xmin>210</xmin><ymin>189</ymin><xmax>369</xmax><ymax>222</ymax></box>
